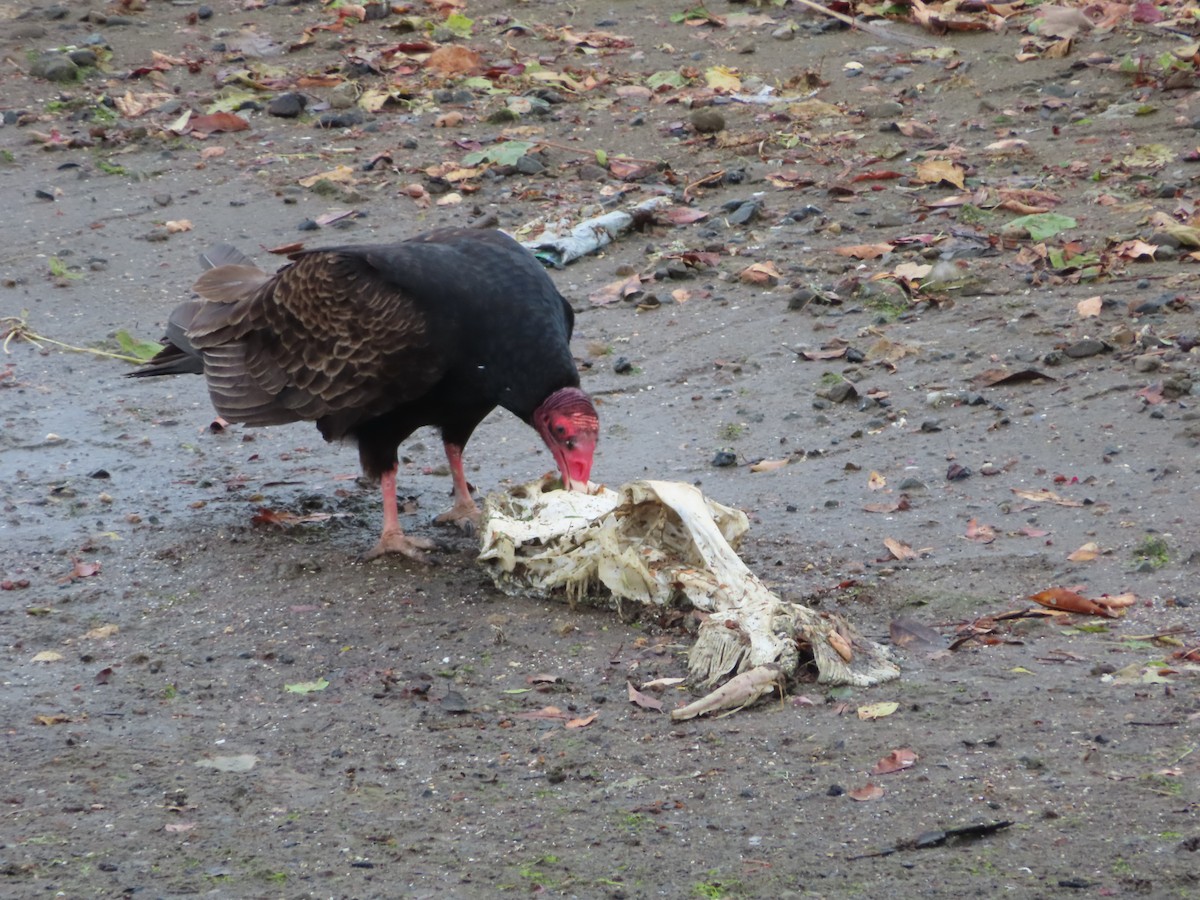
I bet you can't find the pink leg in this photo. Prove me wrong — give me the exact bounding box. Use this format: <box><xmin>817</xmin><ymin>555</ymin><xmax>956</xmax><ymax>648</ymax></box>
<box><xmin>433</xmin><ymin>441</ymin><xmax>481</xmax><ymax>532</ymax></box>
<box><xmin>361</xmin><ymin>465</ymin><xmax>437</xmax><ymax>561</ymax></box>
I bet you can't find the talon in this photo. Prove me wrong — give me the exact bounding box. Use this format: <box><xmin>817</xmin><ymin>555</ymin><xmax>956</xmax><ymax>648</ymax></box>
<box><xmin>360</xmin><ymin>530</ymin><xmax>438</xmax><ymax>563</ymax></box>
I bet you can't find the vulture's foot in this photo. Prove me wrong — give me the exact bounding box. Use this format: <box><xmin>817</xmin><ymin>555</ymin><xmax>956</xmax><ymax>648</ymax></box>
<box><xmin>361</xmin><ymin>530</ymin><xmax>438</xmax><ymax>563</ymax></box>
<box><xmin>434</xmin><ymin>499</ymin><xmax>482</xmax><ymax>536</ymax></box>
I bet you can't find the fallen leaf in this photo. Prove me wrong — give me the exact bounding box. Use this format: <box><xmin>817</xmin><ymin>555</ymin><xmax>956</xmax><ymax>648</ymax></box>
<box><xmin>164</xmin><ymin>822</ymin><xmax>196</xmax><ymax>833</ymax></box>
<box><xmin>426</xmin><ymin>45</ymin><xmax>484</xmax><ymax>76</ymax></box>
<box><xmin>849</xmin><ymin>783</ymin><xmax>885</xmax><ymax>801</ymax></box>
<box><xmin>868</xmin><ymin>471</ymin><xmax>887</xmax><ymax>491</ymax></box>
<box><xmin>964</xmin><ymin>519</ymin><xmax>997</xmax><ymax>544</ymax></box>
<box><xmin>1011</xmin><ymin>487</ymin><xmax>1083</xmax><ymax>507</ymax></box>
<box><xmin>1029</xmin><ymin>587</ymin><xmax>1118</xmax><ymax>618</ymax></box>
<box><xmin>738</xmin><ymin>261</ymin><xmax>781</xmax><ymax>285</ymax></box>
<box><xmin>872</xmin><ymin>748</ymin><xmax>918</xmax><ymax>775</ymax></box>
<box><xmin>1076</xmin><ymin>296</ymin><xmax>1103</xmax><ymax>318</ymax></box>
<box><xmin>35</xmin><ymin>713</ymin><xmax>72</xmax><ymax>725</ymax></box>
<box><xmin>1067</xmin><ymin>541</ymin><xmax>1100</xmax><ymax>562</ymax></box>
<box><xmin>749</xmin><ymin>458</ymin><xmax>788</xmax><ymax>473</ymax></box>
<box><xmin>641</xmin><ymin>677</ymin><xmax>686</xmax><ymax>690</ymax></box>
<box><xmin>298</xmin><ymin>165</ymin><xmax>357</xmax><ymax>188</ymax></box>
<box><xmin>32</xmin><ymin>650</ymin><xmax>63</xmax><ymax>663</ymax></box>
<box><xmin>915</xmin><ymin>159</ymin><xmax>966</xmax><ymax>189</ymax></box>
<box><xmin>284</xmin><ymin>678</ymin><xmax>330</xmax><ymax>693</ymax></box>
<box><xmin>883</xmin><ymin>537</ymin><xmax>917</xmax><ymax>561</ymax></box>
<box><xmin>857</xmin><ymin>701</ymin><xmax>899</xmax><ymax>720</ymax></box>
<box><xmin>834</xmin><ymin>242</ymin><xmax>895</xmax><ymax>260</ymax></box>
<box><xmin>627</xmin><ymin>682</ymin><xmax>664</xmax><ymax>711</ymax></box>
<box><xmin>188</xmin><ymin>112</ymin><xmax>250</xmax><ymax>135</ymax></box>
<box><xmin>1099</xmin><ymin>592</ymin><xmax>1137</xmax><ymax>609</ymax></box>
<box><xmin>84</xmin><ymin>624</ymin><xmax>119</xmax><ymax>639</ymax></box>
<box><xmin>165</xmin><ymin>220</ymin><xmax>193</xmax><ymax>234</ymax></box>
<box><xmin>566</xmin><ymin>712</ymin><xmax>598</xmax><ymax>728</ymax></box>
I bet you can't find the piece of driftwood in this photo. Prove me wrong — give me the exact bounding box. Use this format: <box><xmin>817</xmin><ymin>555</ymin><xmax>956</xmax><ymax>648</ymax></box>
<box><xmin>479</xmin><ymin>479</ymin><xmax>899</xmax><ymax>716</ymax></box>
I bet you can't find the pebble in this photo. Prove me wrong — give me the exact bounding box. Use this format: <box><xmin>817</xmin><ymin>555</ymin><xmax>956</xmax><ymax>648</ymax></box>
<box><xmin>1063</xmin><ymin>338</ymin><xmax>1108</xmax><ymax>359</ymax></box>
<box><xmin>29</xmin><ymin>54</ymin><xmax>79</xmax><ymax>83</ymax></box>
<box><xmin>818</xmin><ymin>382</ymin><xmax>858</xmax><ymax>404</ymax></box>
<box><xmin>198</xmin><ymin>5</ymin><xmax>213</xmax><ymax>19</ymax></box>
<box><xmin>864</xmin><ymin>100</ymin><xmax>905</xmax><ymax>118</ymax></box>
<box><xmin>315</xmin><ymin>109</ymin><xmax>364</xmax><ymax>128</ymax></box>
<box><xmin>268</xmin><ymin>92</ymin><xmax>307</xmax><ymax>118</ymax></box>
<box><xmin>612</xmin><ymin>356</ymin><xmax>633</xmax><ymax>374</ymax></box>
<box><xmin>67</xmin><ymin>48</ymin><xmax>98</xmax><ymax>67</ymax></box>
<box><xmin>711</xmin><ymin>450</ymin><xmax>737</xmax><ymax>467</ymax></box>
<box><xmin>771</xmin><ymin>24</ymin><xmax>796</xmax><ymax>40</ymax></box>
<box><xmin>726</xmin><ymin>200</ymin><xmax>759</xmax><ymax>226</ymax></box>
<box><xmin>689</xmin><ymin>108</ymin><xmax>725</xmax><ymax>134</ymax></box>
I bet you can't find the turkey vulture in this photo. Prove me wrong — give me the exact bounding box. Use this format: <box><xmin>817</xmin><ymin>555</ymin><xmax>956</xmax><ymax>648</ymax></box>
<box><xmin>130</xmin><ymin>228</ymin><xmax>599</xmax><ymax>561</ymax></box>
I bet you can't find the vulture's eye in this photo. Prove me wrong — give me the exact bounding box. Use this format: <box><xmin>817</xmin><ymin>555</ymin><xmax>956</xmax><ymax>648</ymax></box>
<box><xmin>566</xmin><ymin>439</ymin><xmax>576</xmax><ymax>451</ymax></box>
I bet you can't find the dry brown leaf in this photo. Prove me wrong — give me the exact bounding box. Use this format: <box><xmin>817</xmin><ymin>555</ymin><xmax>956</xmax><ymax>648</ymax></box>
<box><xmin>1076</xmin><ymin>295</ymin><xmax>1102</xmax><ymax>318</ymax></box>
<box><xmin>1029</xmin><ymin>587</ymin><xmax>1118</xmax><ymax>618</ymax></box>
<box><xmin>833</xmin><ymin>243</ymin><xmax>894</xmax><ymax>260</ymax></box>
<box><xmin>627</xmin><ymin>682</ymin><xmax>664</xmax><ymax>712</ymax></box>
<box><xmin>915</xmin><ymin>159</ymin><xmax>966</xmax><ymax>189</ymax></box>
<box><xmin>565</xmin><ymin>711</ymin><xmax>598</xmax><ymax>728</ymax></box>
<box><xmin>964</xmin><ymin>519</ymin><xmax>996</xmax><ymax>544</ymax></box>
<box><xmin>749</xmin><ymin>458</ymin><xmax>788</xmax><ymax>473</ymax></box>
<box><xmin>1067</xmin><ymin>541</ymin><xmax>1100</xmax><ymax>562</ymax></box>
<box><xmin>848</xmin><ymin>783</ymin><xmax>885</xmax><ymax>801</ymax></box>
<box><xmin>738</xmin><ymin>261</ymin><xmax>781</xmax><ymax>285</ymax></box>
<box><xmin>426</xmin><ymin>45</ymin><xmax>484</xmax><ymax>76</ymax></box>
<box><xmin>868</xmin><ymin>471</ymin><xmax>887</xmax><ymax>491</ymax></box>
<box><xmin>188</xmin><ymin>112</ymin><xmax>250</xmax><ymax>135</ymax></box>
<box><xmin>883</xmin><ymin>537</ymin><xmax>917</xmax><ymax>561</ymax></box>
<box><xmin>872</xmin><ymin>748</ymin><xmax>918</xmax><ymax>775</ymax></box>
<box><xmin>1012</xmin><ymin>487</ymin><xmax>1083</xmax><ymax>507</ymax></box>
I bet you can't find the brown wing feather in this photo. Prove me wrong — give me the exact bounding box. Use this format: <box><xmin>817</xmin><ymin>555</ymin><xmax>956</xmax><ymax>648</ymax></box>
<box><xmin>185</xmin><ymin>251</ymin><xmax>443</xmax><ymax>435</ymax></box>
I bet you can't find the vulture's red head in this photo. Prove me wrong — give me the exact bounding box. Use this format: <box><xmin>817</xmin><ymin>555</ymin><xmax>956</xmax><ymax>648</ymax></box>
<box><xmin>533</xmin><ymin>388</ymin><xmax>599</xmax><ymax>492</ymax></box>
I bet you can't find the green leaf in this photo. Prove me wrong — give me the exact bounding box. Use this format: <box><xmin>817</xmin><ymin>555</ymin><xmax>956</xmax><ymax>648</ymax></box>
<box><xmin>285</xmin><ymin>678</ymin><xmax>330</xmax><ymax>694</ymax></box>
<box><xmin>462</xmin><ymin>140</ymin><xmax>534</xmax><ymax>167</ymax></box>
<box><xmin>594</xmin><ymin>148</ymin><xmax>608</xmax><ymax>166</ymax></box>
<box><xmin>1005</xmin><ymin>213</ymin><xmax>1077</xmax><ymax>241</ymax></box>
<box><xmin>646</xmin><ymin>70</ymin><xmax>686</xmax><ymax>90</ymax></box>
<box><xmin>444</xmin><ymin>12</ymin><xmax>473</xmax><ymax>37</ymax></box>
<box><xmin>115</xmin><ymin>330</ymin><xmax>163</xmax><ymax>362</ymax></box>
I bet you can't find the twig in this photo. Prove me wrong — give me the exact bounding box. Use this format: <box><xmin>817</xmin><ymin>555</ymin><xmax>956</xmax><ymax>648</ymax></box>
<box><xmin>1</xmin><ymin>315</ymin><xmax>147</xmax><ymax>364</ymax></box>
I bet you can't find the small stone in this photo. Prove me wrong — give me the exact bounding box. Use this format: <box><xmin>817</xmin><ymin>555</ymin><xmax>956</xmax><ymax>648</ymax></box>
<box><xmin>689</xmin><ymin>108</ymin><xmax>725</xmax><ymax>134</ymax></box>
<box><xmin>1132</xmin><ymin>354</ymin><xmax>1161</xmax><ymax>373</ymax></box>
<box><xmin>67</xmin><ymin>49</ymin><xmax>97</xmax><ymax>67</ymax></box>
<box><xmin>819</xmin><ymin>381</ymin><xmax>858</xmax><ymax>404</ymax></box>
<box><xmin>297</xmin><ymin>219</ymin><xmax>319</xmax><ymax>231</ymax></box>
<box><xmin>198</xmin><ymin>5</ymin><xmax>213</xmax><ymax>19</ymax></box>
<box><xmin>268</xmin><ymin>92</ymin><xmax>307</xmax><ymax>118</ymax></box>
<box><xmin>152</xmin><ymin>193</ymin><xmax>172</xmax><ymax>207</ymax></box>
<box><xmin>771</xmin><ymin>24</ymin><xmax>796</xmax><ymax>40</ymax></box>
<box><xmin>514</xmin><ymin>154</ymin><xmax>545</xmax><ymax>176</ymax></box>
<box><xmin>315</xmin><ymin>109</ymin><xmax>364</xmax><ymax>129</ymax></box>
<box><xmin>920</xmin><ymin>420</ymin><xmax>942</xmax><ymax>433</ymax></box>
<box><xmin>1063</xmin><ymin>338</ymin><xmax>1108</xmax><ymax>359</ymax></box>
<box><xmin>864</xmin><ymin>100</ymin><xmax>905</xmax><ymax>118</ymax></box>
<box><xmin>29</xmin><ymin>54</ymin><xmax>79</xmax><ymax>83</ymax></box>
<box><xmin>726</xmin><ymin>200</ymin><xmax>760</xmax><ymax>226</ymax></box>
<box><xmin>711</xmin><ymin>450</ymin><xmax>737</xmax><ymax>468</ymax></box>
<box><xmin>612</xmin><ymin>356</ymin><xmax>633</xmax><ymax>374</ymax></box>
